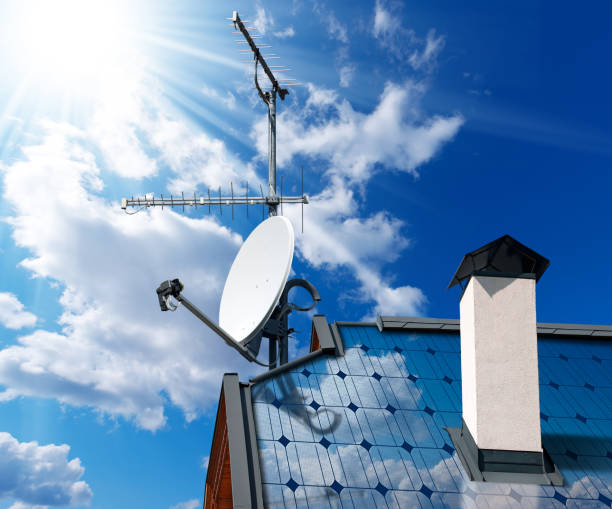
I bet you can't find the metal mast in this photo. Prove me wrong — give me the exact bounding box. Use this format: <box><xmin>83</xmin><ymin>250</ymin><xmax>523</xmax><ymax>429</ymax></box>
<box><xmin>232</xmin><ymin>10</ymin><xmax>288</xmax><ymax>217</ymax></box>
<box><xmin>121</xmin><ymin>11</ymin><xmax>305</xmax><ymax>220</ymax></box>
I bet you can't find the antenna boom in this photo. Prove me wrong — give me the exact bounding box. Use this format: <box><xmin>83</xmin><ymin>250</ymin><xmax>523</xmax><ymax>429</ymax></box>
<box><xmin>120</xmin><ymin>192</ymin><xmax>308</xmax><ymax>210</ymax></box>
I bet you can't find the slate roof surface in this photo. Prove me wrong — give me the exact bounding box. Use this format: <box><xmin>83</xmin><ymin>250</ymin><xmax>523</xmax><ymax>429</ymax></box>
<box><xmin>250</xmin><ymin>324</ymin><xmax>612</xmax><ymax>508</ymax></box>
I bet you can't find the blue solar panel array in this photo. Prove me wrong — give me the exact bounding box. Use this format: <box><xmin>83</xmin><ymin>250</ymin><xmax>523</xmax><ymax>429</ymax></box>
<box><xmin>250</xmin><ymin>325</ymin><xmax>612</xmax><ymax>508</ymax></box>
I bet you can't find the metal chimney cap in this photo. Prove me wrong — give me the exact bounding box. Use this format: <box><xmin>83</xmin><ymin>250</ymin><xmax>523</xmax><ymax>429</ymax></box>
<box><xmin>448</xmin><ymin>234</ymin><xmax>550</xmax><ymax>290</ymax></box>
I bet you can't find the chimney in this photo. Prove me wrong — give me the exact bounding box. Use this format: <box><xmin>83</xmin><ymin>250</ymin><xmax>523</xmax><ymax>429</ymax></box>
<box><xmin>446</xmin><ymin>235</ymin><xmax>562</xmax><ymax>485</ymax></box>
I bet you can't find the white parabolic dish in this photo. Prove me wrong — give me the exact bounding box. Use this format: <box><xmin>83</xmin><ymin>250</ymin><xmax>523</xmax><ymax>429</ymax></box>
<box><xmin>219</xmin><ymin>216</ymin><xmax>295</xmax><ymax>344</ymax></box>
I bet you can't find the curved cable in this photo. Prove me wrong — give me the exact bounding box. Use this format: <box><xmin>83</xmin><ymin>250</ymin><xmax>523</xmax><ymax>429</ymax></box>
<box><xmin>282</xmin><ymin>278</ymin><xmax>321</xmax><ymax>312</ymax></box>
<box><xmin>253</xmin><ymin>55</ymin><xmax>268</xmax><ymax>104</ymax></box>
<box><xmin>250</xmin><ymin>355</ymin><xmax>276</xmax><ymax>368</ymax></box>
<box><xmin>124</xmin><ymin>206</ymin><xmax>146</xmax><ymax>215</ymax></box>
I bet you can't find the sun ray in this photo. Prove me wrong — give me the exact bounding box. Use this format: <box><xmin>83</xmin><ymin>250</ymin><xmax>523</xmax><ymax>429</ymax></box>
<box><xmin>144</xmin><ymin>65</ymin><xmax>253</xmax><ymax>152</ymax></box>
<box><xmin>135</xmin><ymin>32</ymin><xmax>245</xmax><ymax>72</ymax></box>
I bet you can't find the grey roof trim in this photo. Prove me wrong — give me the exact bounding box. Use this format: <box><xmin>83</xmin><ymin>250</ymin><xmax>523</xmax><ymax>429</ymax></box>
<box><xmin>240</xmin><ymin>381</ymin><xmax>264</xmax><ymax>508</ymax></box>
<box><xmin>330</xmin><ymin>321</ymin><xmax>345</xmax><ymax>356</ymax></box>
<box><xmin>335</xmin><ymin>321</ymin><xmax>377</xmax><ymax>327</ymax></box>
<box><xmin>250</xmin><ymin>349</ymin><xmax>325</xmax><ymax>384</ymax></box>
<box><xmin>377</xmin><ymin>316</ymin><xmax>460</xmax><ymax>332</ymax></box>
<box><xmin>314</xmin><ymin>315</ymin><xmax>344</xmax><ymax>355</ymax></box>
<box><xmin>222</xmin><ymin>374</ymin><xmax>264</xmax><ymax>509</ymax></box>
<box><xmin>377</xmin><ymin>316</ymin><xmax>612</xmax><ymax>338</ymax></box>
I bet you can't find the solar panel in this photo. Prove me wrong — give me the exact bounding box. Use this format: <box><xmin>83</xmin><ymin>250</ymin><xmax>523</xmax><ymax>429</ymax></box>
<box><xmin>250</xmin><ymin>325</ymin><xmax>612</xmax><ymax>508</ymax></box>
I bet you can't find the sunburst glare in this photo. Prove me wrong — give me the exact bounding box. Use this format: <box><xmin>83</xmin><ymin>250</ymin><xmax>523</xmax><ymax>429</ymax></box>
<box><xmin>4</xmin><ymin>0</ymin><xmax>145</xmax><ymax>124</ymax></box>
<box><xmin>19</xmin><ymin>0</ymin><xmax>128</xmax><ymax>76</ymax></box>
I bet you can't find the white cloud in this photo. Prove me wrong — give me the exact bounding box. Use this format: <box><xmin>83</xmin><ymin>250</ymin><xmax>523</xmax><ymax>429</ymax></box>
<box><xmin>286</xmin><ymin>178</ymin><xmax>426</xmax><ymax>317</ymax></box>
<box><xmin>313</xmin><ymin>3</ymin><xmax>348</xmax><ymax>43</ymax></box>
<box><xmin>373</xmin><ymin>0</ymin><xmax>400</xmax><ymax>39</ymax></box>
<box><xmin>8</xmin><ymin>502</ymin><xmax>48</xmax><ymax>509</ymax></box>
<box><xmin>151</xmin><ymin>112</ymin><xmax>259</xmax><ymax>193</ymax></box>
<box><xmin>325</xmin><ymin>15</ymin><xmax>348</xmax><ymax>43</ymax></box>
<box><xmin>334</xmin><ymin>46</ymin><xmax>355</xmax><ymax>89</ymax></box>
<box><xmin>87</xmin><ymin>54</ymin><xmax>253</xmax><ymax>190</ymax></box>
<box><xmin>87</xmin><ymin>55</ymin><xmax>158</xmax><ymax>179</ymax></box>
<box><xmin>468</xmin><ymin>88</ymin><xmax>492</xmax><ymax>97</ymax></box>
<box><xmin>0</xmin><ymin>42</ymin><xmax>272</xmax><ymax>431</ymax></box>
<box><xmin>408</xmin><ymin>29</ymin><xmax>445</xmax><ymax>71</ymax></box>
<box><xmin>252</xmin><ymin>5</ymin><xmax>273</xmax><ymax>35</ymax></box>
<box><xmin>253</xmin><ymin>81</ymin><xmax>460</xmax><ymax>316</ymax></box>
<box><xmin>254</xmin><ymin>81</ymin><xmax>463</xmax><ymax>183</ymax></box>
<box><xmin>372</xmin><ymin>1</ymin><xmax>444</xmax><ymax>72</ymax></box>
<box><xmin>0</xmin><ymin>293</ymin><xmax>36</xmax><ymax>330</ymax></box>
<box><xmin>0</xmin><ymin>432</ymin><xmax>92</xmax><ymax>508</ymax></box>
<box><xmin>304</xmin><ymin>83</ymin><xmax>338</xmax><ymax>109</ymax></box>
<box><xmin>95</xmin><ymin>59</ymin><xmax>258</xmax><ymax>192</ymax></box>
<box><xmin>201</xmin><ymin>455</ymin><xmax>209</xmax><ymax>469</ymax></box>
<box><xmin>201</xmin><ymin>84</ymin><xmax>236</xmax><ymax>110</ymax></box>
<box><xmin>169</xmin><ymin>499</ymin><xmax>200</xmax><ymax>509</ymax></box>
<box><xmin>274</xmin><ymin>26</ymin><xmax>295</xmax><ymax>38</ymax></box>
<box><xmin>339</xmin><ymin>63</ymin><xmax>356</xmax><ymax>88</ymax></box>
<box><xmin>0</xmin><ymin>119</ymin><xmax>258</xmax><ymax>431</ymax></box>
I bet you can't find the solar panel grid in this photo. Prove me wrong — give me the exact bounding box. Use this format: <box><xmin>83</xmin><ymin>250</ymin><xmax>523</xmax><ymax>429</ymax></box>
<box><xmin>251</xmin><ymin>325</ymin><xmax>612</xmax><ymax>508</ymax></box>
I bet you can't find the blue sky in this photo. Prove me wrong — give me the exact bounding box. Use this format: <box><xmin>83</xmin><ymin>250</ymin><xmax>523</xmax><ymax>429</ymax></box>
<box><xmin>0</xmin><ymin>1</ymin><xmax>610</xmax><ymax>508</ymax></box>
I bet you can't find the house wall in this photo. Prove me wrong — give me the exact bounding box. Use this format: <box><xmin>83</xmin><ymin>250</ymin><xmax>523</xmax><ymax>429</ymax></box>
<box><xmin>204</xmin><ymin>392</ymin><xmax>233</xmax><ymax>509</ymax></box>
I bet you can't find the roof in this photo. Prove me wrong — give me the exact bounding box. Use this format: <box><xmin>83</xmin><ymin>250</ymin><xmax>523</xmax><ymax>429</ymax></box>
<box><xmin>205</xmin><ymin>317</ymin><xmax>612</xmax><ymax>508</ymax></box>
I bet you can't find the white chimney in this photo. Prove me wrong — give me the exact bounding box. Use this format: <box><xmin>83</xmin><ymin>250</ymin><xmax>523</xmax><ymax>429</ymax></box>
<box><xmin>446</xmin><ymin>235</ymin><xmax>562</xmax><ymax>485</ymax></box>
<box><xmin>460</xmin><ymin>274</ymin><xmax>541</xmax><ymax>452</ymax></box>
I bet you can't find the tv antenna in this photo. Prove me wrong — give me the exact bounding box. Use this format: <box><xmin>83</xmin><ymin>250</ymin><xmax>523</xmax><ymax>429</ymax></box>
<box><xmin>122</xmin><ymin>13</ymin><xmax>319</xmax><ymax>368</ymax></box>
<box><xmin>121</xmin><ymin>10</ymin><xmax>307</xmax><ymax>221</ymax></box>
<box><xmin>156</xmin><ymin>217</ymin><xmax>320</xmax><ymax>369</ymax></box>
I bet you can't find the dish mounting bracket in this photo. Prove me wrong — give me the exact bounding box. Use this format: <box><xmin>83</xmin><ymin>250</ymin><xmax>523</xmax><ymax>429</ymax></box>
<box><xmin>244</xmin><ymin>278</ymin><xmax>320</xmax><ymax>369</ymax></box>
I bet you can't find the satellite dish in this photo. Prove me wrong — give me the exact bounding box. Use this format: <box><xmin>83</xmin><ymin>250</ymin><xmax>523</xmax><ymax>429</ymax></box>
<box><xmin>219</xmin><ymin>216</ymin><xmax>294</xmax><ymax>343</ymax></box>
<box><xmin>155</xmin><ymin>215</ymin><xmax>319</xmax><ymax>368</ymax></box>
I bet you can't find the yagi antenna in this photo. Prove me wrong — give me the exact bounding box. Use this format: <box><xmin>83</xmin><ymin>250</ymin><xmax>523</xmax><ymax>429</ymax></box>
<box><xmin>121</xmin><ymin>10</ymin><xmax>308</xmax><ymax>226</ymax></box>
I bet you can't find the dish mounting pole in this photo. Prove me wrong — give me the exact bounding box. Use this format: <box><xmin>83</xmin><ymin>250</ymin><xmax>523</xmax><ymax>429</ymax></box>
<box><xmin>267</xmin><ymin>90</ymin><xmax>277</xmax><ymax>217</ymax></box>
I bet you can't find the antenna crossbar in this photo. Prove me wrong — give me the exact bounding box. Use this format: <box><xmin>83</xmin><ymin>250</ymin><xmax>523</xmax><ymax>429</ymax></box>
<box><xmin>121</xmin><ymin>193</ymin><xmax>308</xmax><ymax>210</ymax></box>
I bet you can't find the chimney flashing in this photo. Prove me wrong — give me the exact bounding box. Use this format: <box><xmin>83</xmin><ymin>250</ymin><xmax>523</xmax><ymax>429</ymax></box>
<box><xmin>446</xmin><ymin>420</ymin><xmax>564</xmax><ymax>485</ymax></box>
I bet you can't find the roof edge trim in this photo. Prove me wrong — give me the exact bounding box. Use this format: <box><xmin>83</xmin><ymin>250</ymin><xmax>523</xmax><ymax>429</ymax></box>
<box><xmin>222</xmin><ymin>374</ymin><xmax>264</xmax><ymax>508</ymax></box>
<box><xmin>314</xmin><ymin>315</ymin><xmax>344</xmax><ymax>355</ymax></box>
<box><xmin>377</xmin><ymin>316</ymin><xmax>612</xmax><ymax>338</ymax></box>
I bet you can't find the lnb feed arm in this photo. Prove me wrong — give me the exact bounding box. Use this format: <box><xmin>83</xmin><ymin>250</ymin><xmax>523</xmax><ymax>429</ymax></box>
<box><xmin>155</xmin><ymin>279</ymin><xmax>272</xmax><ymax>366</ymax></box>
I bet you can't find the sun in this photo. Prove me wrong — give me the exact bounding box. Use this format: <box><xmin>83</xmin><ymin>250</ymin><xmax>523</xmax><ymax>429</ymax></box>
<box><xmin>13</xmin><ymin>0</ymin><xmax>133</xmax><ymax>87</ymax></box>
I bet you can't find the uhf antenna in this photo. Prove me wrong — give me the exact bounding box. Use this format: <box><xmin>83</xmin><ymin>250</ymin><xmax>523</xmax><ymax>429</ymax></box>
<box><xmin>120</xmin><ymin>10</ymin><xmax>308</xmax><ymax>223</ymax></box>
